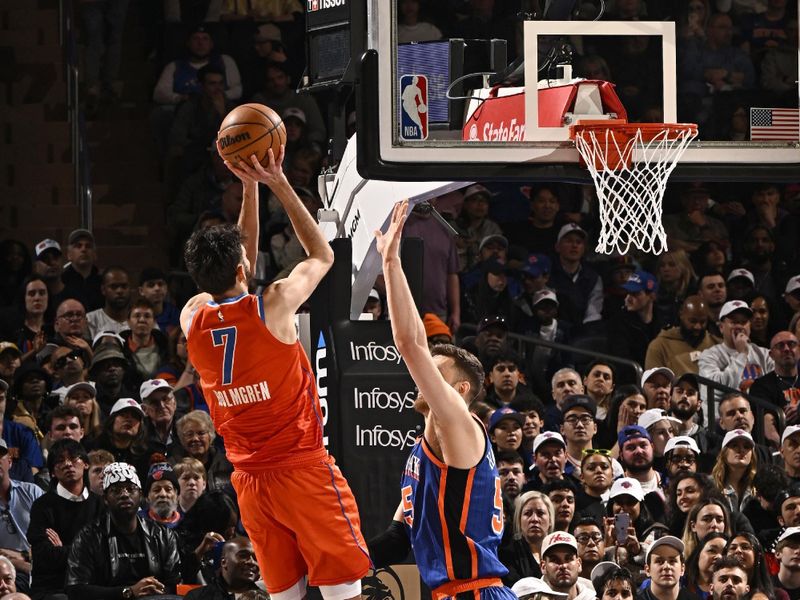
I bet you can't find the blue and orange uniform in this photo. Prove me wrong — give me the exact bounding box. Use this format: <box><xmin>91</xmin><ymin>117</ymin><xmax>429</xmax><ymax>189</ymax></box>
<box><xmin>400</xmin><ymin>425</ymin><xmax>517</xmax><ymax>600</ymax></box>
<box><xmin>186</xmin><ymin>292</ymin><xmax>370</xmax><ymax>593</ymax></box>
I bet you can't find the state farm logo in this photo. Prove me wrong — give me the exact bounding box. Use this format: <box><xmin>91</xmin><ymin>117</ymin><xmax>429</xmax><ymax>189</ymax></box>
<box><xmin>482</xmin><ymin>118</ymin><xmax>524</xmax><ymax>141</ymax></box>
<box><xmin>349</xmin><ymin>341</ymin><xmax>403</xmax><ymax>364</ymax></box>
<box><xmin>353</xmin><ymin>387</ymin><xmax>415</xmax><ymax>413</ymax></box>
<box><xmin>307</xmin><ymin>0</ymin><xmax>346</xmax><ymax>10</ymax></box>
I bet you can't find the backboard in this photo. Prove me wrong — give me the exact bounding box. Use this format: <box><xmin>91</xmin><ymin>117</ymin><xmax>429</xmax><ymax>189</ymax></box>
<box><xmin>356</xmin><ymin>0</ymin><xmax>800</xmax><ymax>182</ymax></box>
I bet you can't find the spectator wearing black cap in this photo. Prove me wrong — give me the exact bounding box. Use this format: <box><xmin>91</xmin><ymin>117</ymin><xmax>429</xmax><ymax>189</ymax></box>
<box><xmin>87</xmin><ymin>346</ymin><xmax>137</xmax><ymax>418</ymax></box>
<box><xmin>140</xmin><ymin>463</ymin><xmax>182</xmax><ymax>529</ymax></box>
<box><xmin>758</xmin><ymin>483</ymin><xmax>800</xmax><ymax>556</ymax></box>
<box><xmin>469</xmin><ymin>315</ymin><xmax>510</xmax><ymax>369</ymax></box>
<box><xmin>60</xmin><ymin>230</ymin><xmax>102</xmax><ymax>313</ymax></box>
<box><xmin>9</xmin><ymin>363</ymin><xmax>52</xmax><ymax>443</ymax></box>
<box><xmin>560</xmin><ymin>396</ymin><xmax>598</xmax><ymax>479</ymax></box>
<box><xmin>86</xmin><ymin>266</ymin><xmax>132</xmax><ymax>340</ymax></box>
<box><xmin>138</xmin><ymin>267</ymin><xmax>180</xmax><ymax>336</ymax></box>
<box><xmin>27</xmin><ymin>439</ymin><xmax>104</xmax><ymax>600</ymax></box>
<box><xmin>609</xmin><ymin>270</ymin><xmax>660</xmax><ymax>375</ymax></box>
<box><xmin>548</xmin><ymin>224</ymin><xmax>603</xmax><ymax>326</ymax></box>
<box><xmin>0</xmin><ymin>436</ymin><xmax>44</xmax><ymax>593</ymax></box>
<box><xmin>461</xmin><ymin>258</ymin><xmax>516</xmax><ymax>326</ymax></box>
<box><xmin>461</xmin><ymin>234</ymin><xmax>512</xmax><ymax>292</ymax></box>
<box><xmin>742</xmin><ymin>464</ymin><xmax>787</xmax><ymax>536</ymax></box>
<box><xmin>0</xmin><ymin>379</ymin><xmax>43</xmax><ymax>481</ymax></box>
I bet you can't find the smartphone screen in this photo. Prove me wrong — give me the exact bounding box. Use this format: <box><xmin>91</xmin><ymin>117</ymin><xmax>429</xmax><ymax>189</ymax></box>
<box><xmin>615</xmin><ymin>512</ymin><xmax>630</xmax><ymax>544</ymax></box>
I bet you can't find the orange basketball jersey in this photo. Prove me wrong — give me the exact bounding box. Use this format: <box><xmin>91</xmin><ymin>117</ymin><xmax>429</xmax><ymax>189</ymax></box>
<box><xmin>186</xmin><ymin>293</ymin><xmax>324</xmax><ymax>470</ymax></box>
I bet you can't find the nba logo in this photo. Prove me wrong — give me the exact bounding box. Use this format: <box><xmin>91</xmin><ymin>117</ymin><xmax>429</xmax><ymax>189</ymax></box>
<box><xmin>400</xmin><ymin>74</ymin><xmax>428</xmax><ymax>141</ymax></box>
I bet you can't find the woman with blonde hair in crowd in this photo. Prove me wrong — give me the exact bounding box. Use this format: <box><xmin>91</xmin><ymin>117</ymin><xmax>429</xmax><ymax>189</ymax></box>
<box><xmin>711</xmin><ymin>429</ymin><xmax>757</xmax><ymax>513</ymax></box>
<box><xmin>655</xmin><ymin>249</ymin><xmax>697</xmax><ymax>329</ymax></box>
<box><xmin>173</xmin><ymin>457</ymin><xmax>207</xmax><ymax>515</ymax></box>
<box><xmin>498</xmin><ymin>491</ymin><xmax>555</xmax><ymax>584</ymax></box>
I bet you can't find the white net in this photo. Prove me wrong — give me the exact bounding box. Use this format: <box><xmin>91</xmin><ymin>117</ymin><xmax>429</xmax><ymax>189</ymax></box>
<box><xmin>573</xmin><ymin>124</ymin><xmax>698</xmax><ymax>255</ymax></box>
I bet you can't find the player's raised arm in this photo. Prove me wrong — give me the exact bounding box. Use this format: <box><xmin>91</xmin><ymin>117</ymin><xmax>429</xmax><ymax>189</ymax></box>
<box><xmin>376</xmin><ymin>200</ymin><xmax>483</xmax><ymax>468</ymax></box>
<box><xmin>224</xmin><ymin>146</ymin><xmax>334</xmax><ymax>320</ymax></box>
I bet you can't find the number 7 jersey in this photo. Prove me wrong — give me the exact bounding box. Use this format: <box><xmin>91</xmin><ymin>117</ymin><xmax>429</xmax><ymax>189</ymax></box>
<box><xmin>400</xmin><ymin>425</ymin><xmax>508</xmax><ymax>591</ymax></box>
<box><xmin>186</xmin><ymin>293</ymin><xmax>324</xmax><ymax>470</ymax></box>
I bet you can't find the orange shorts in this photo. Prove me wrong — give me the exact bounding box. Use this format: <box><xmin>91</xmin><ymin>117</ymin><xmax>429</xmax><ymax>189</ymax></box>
<box><xmin>231</xmin><ymin>455</ymin><xmax>372</xmax><ymax>593</ymax></box>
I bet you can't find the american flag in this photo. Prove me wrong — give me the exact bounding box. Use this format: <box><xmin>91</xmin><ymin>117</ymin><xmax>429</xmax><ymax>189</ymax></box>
<box><xmin>750</xmin><ymin>107</ymin><xmax>800</xmax><ymax>141</ymax></box>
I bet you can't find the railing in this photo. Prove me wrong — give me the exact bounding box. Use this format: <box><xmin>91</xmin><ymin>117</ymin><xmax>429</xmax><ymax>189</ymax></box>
<box><xmin>695</xmin><ymin>374</ymin><xmax>785</xmax><ymax>448</ymax></box>
<box><xmin>60</xmin><ymin>0</ymin><xmax>93</xmax><ymax>229</ymax></box>
<box><xmin>459</xmin><ymin>323</ymin><xmax>644</xmax><ymax>384</ymax></box>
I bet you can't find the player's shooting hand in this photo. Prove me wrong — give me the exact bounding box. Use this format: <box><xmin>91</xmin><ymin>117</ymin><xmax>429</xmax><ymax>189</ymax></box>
<box><xmin>375</xmin><ymin>200</ymin><xmax>409</xmax><ymax>261</ymax></box>
<box><xmin>221</xmin><ymin>146</ymin><xmax>287</xmax><ymax>189</ymax></box>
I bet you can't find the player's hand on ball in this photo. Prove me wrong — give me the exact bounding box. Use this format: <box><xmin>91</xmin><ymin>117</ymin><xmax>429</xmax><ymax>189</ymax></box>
<box><xmin>220</xmin><ymin>144</ymin><xmax>287</xmax><ymax>188</ymax></box>
<box><xmin>375</xmin><ymin>199</ymin><xmax>409</xmax><ymax>261</ymax></box>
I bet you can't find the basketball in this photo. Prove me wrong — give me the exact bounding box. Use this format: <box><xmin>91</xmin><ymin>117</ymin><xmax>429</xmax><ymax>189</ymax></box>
<box><xmin>217</xmin><ymin>103</ymin><xmax>287</xmax><ymax>167</ymax></box>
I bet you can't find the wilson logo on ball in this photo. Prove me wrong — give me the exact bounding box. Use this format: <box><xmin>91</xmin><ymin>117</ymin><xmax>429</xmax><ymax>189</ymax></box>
<box><xmin>219</xmin><ymin>132</ymin><xmax>252</xmax><ymax>149</ymax></box>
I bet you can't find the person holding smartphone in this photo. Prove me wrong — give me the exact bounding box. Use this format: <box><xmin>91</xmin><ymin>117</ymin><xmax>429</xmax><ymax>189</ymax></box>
<box><xmin>605</xmin><ymin>478</ymin><xmax>655</xmax><ymax>570</ymax></box>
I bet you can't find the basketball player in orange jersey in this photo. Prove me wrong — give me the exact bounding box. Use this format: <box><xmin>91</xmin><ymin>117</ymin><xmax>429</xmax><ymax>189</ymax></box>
<box><xmin>180</xmin><ymin>147</ymin><xmax>371</xmax><ymax>600</ymax></box>
<box><xmin>373</xmin><ymin>200</ymin><xmax>516</xmax><ymax>600</ymax></box>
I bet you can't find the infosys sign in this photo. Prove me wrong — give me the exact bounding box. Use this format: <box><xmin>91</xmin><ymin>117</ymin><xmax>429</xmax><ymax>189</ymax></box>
<box><xmin>306</xmin><ymin>0</ymin><xmax>348</xmax><ymax>27</ymax></box>
<box><xmin>307</xmin><ymin>0</ymin><xmax>346</xmax><ymax>9</ymax></box>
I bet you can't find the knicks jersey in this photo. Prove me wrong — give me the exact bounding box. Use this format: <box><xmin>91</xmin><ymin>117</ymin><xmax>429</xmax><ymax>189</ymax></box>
<box><xmin>400</xmin><ymin>427</ymin><xmax>508</xmax><ymax>590</ymax></box>
<box><xmin>186</xmin><ymin>293</ymin><xmax>323</xmax><ymax>470</ymax></box>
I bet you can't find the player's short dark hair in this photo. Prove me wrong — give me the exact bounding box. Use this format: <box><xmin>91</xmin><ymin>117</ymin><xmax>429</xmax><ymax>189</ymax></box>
<box><xmin>430</xmin><ymin>344</ymin><xmax>485</xmax><ymax>401</ymax></box>
<box><xmin>46</xmin><ymin>404</ymin><xmax>82</xmax><ymax>431</ymax></box>
<box><xmin>184</xmin><ymin>224</ymin><xmax>243</xmax><ymax>296</ymax></box>
<box><xmin>712</xmin><ymin>555</ymin><xmax>747</xmax><ymax>577</ymax></box>
<box><xmin>495</xmin><ymin>450</ymin><xmax>524</xmax><ymax>467</ymax></box>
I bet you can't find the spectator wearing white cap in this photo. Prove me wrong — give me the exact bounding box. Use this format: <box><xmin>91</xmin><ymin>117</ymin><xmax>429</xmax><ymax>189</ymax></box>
<box><xmin>86</xmin><ymin>399</ymin><xmax>153</xmax><ymax>483</ymax></box>
<box><xmin>453</xmin><ymin>185</ymin><xmax>503</xmax><ymax>271</ymax></box>
<box><xmin>784</xmin><ymin>275</ymin><xmax>800</xmax><ymax>321</ymax></box>
<box><xmin>774</xmin><ymin>526</ymin><xmax>800</xmax><ymax>597</ymax></box>
<box><xmin>698</xmin><ymin>300</ymin><xmax>774</xmax><ymax>393</ymax></box>
<box><xmin>713</xmin><ymin>393</ymin><xmax>774</xmax><ymax>468</ymax></box>
<box><xmin>638</xmin><ymin>409</ymin><xmax>681</xmax><ymax>460</ymax></box>
<box><xmin>549</xmin><ymin>224</ymin><xmax>603</xmax><ymax>326</ymax></box>
<box><xmin>726</xmin><ymin>269</ymin><xmax>756</xmax><ymax>302</ymax></box>
<box><xmin>605</xmin><ymin>478</ymin><xmax>652</xmax><ymax>565</ymax></box>
<box><xmin>641</xmin><ymin>368</ymin><xmax>675</xmax><ymax>412</ymax></box>
<box><xmin>540</xmin><ymin>532</ymin><xmax>596</xmax><ymax>600</ymax></box>
<box><xmin>511</xmin><ymin>576</ymin><xmax>569</xmax><ymax>600</ymax></box>
<box><xmin>141</xmin><ymin>379</ymin><xmax>179</xmax><ymax>456</ymax></box>
<box><xmin>781</xmin><ymin>426</ymin><xmax>800</xmax><ymax>481</ymax></box>
<box><xmin>645</xmin><ymin>295</ymin><xmax>720</xmax><ymax>376</ymax></box>
<box><xmin>663</xmin><ymin>436</ymin><xmax>700</xmax><ymax>480</ymax></box>
<box><xmin>712</xmin><ymin>429</ymin><xmax>757</xmax><ymax>513</ymax></box>
<box><xmin>525</xmin><ymin>432</ymin><xmax>568</xmax><ymax>492</ymax></box>
<box><xmin>749</xmin><ymin>331</ymin><xmax>800</xmax><ymax>423</ymax></box>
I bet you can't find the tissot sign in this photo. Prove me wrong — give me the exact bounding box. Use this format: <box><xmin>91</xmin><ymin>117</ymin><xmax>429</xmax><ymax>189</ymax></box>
<box><xmin>306</xmin><ymin>0</ymin><xmax>349</xmax><ymax>27</ymax></box>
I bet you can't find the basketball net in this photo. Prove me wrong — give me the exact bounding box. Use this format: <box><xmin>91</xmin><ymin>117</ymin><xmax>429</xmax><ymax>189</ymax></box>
<box><xmin>571</xmin><ymin>121</ymin><xmax>698</xmax><ymax>255</ymax></box>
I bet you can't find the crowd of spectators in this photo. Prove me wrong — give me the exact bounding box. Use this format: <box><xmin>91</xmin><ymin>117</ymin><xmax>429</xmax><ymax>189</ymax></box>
<box><xmin>0</xmin><ymin>0</ymin><xmax>797</xmax><ymax>599</ymax></box>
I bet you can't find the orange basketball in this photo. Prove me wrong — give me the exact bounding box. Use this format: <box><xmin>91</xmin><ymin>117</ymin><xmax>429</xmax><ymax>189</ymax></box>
<box><xmin>217</xmin><ymin>103</ymin><xmax>287</xmax><ymax>167</ymax></box>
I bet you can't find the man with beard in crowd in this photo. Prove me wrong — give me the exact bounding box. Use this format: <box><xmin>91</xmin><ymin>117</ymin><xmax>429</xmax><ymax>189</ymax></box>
<box><xmin>668</xmin><ymin>374</ymin><xmax>718</xmax><ymax>464</ymax></box>
<box><xmin>140</xmin><ymin>463</ymin><xmax>182</xmax><ymax>528</ymax></box>
<box><xmin>618</xmin><ymin>426</ymin><xmax>663</xmax><ymax>502</ymax></box>
<box><xmin>497</xmin><ymin>451</ymin><xmax>527</xmax><ymax>504</ymax></box>
<box><xmin>646</xmin><ymin>296</ymin><xmax>720</xmax><ymax>374</ymax></box>
<box><xmin>540</xmin><ymin>532</ymin><xmax>595</xmax><ymax>600</ymax></box>
<box><xmin>697</xmin><ymin>272</ymin><xmax>727</xmax><ymax>338</ymax></box>
<box><xmin>184</xmin><ymin>537</ymin><xmax>261</xmax><ymax>599</ymax></box>
<box><xmin>710</xmin><ymin>555</ymin><xmax>750</xmax><ymax>600</ymax></box>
